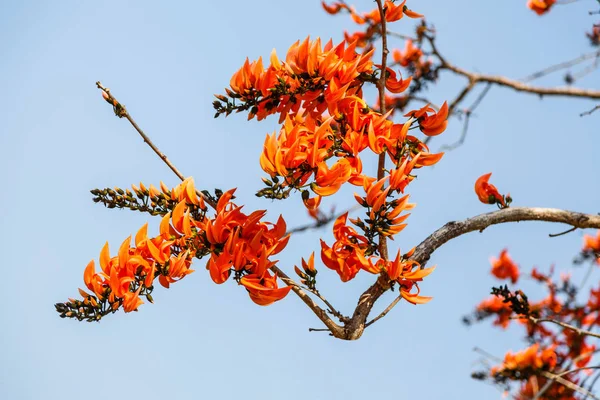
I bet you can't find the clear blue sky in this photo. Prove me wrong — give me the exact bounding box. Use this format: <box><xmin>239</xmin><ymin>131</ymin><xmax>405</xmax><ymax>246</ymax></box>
<box><xmin>1</xmin><ymin>1</ymin><xmax>598</xmax><ymax>399</ymax></box>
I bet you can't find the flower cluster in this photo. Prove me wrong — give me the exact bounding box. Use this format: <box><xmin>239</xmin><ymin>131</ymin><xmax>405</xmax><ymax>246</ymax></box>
<box><xmin>216</xmin><ymin>34</ymin><xmax>446</xmax><ymax>293</ymax></box>
<box><xmin>214</xmin><ymin>3</ymin><xmax>447</xmax><ymax>296</ymax></box>
<box><xmin>466</xmin><ymin>243</ymin><xmax>600</xmax><ymax>399</ymax></box>
<box><xmin>56</xmin><ymin>179</ymin><xmax>291</xmax><ymax>321</ymax></box>
<box><xmin>491</xmin><ymin>343</ymin><xmax>557</xmax><ymax>377</ymax></box>
<box><xmin>377</xmin><ymin>250</ymin><xmax>435</xmax><ymax>304</ymax></box>
<box><xmin>60</xmin><ymin>0</ymin><xmax>445</xmax><ymax>325</ymax></box>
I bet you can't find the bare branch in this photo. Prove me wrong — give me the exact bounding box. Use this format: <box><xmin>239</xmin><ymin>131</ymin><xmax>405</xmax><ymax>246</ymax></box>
<box><xmin>549</xmin><ymin>226</ymin><xmax>578</xmax><ymax>237</ymax></box>
<box><xmin>365</xmin><ymin>295</ymin><xmax>402</xmax><ymax>327</ymax></box>
<box><xmin>448</xmin><ymin>81</ymin><xmax>476</xmax><ymax>116</ymax></box>
<box><xmin>425</xmin><ymin>37</ymin><xmax>600</xmax><ymax>100</ymax></box>
<box><xmin>305</xmin><ymin>287</ymin><xmax>350</xmax><ymax>324</ymax></box>
<box><xmin>581</xmin><ymin>104</ymin><xmax>600</xmax><ymax>117</ymax></box>
<box><xmin>387</xmin><ymin>30</ymin><xmax>417</xmax><ymax>41</ymax></box>
<box><xmin>534</xmin><ymin>366</ymin><xmax>600</xmax><ymax>400</ymax></box>
<box><xmin>540</xmin><ymin>370</ymin><xmax>600</xmax><ymax>400</ymax></box>
<box><xmin>521</xmin><ymin>50</ymin><xmax>600</xmax><ymax>82</ymax></box>
<box><xmin>438</xmin><ymin>111</ymin><xmax>471</xmax><ymax>152</ymax></box>
<box><xmin>526</xmin><ymin>316</ymin><xmax>600</xmax><ymax>339</ymax></box>
<box><xmin>412</xmin><ymin>207</ymin><xmax>600</xmax><ymax>268</ymax></box>
<box><xmin>274</xmin><ymin>268</ymin><xmax>344</xmax><ymax>336</ymax></box>
<box><xmin>95</xmin><ymin>82</ymin><xmax>218</xmax><ymax>210</ymax></box>
<box><xmin>438</xmin><ymin>84</ymin><xmax>491</xmax><ymax>152</ymax></box>
<box><xmin>287</xmin><ymin>205</ymin><xmax>361</xmax><ymax>234</ymax></box>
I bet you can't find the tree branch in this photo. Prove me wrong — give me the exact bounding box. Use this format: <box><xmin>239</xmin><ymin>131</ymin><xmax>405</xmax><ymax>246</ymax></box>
<box><xmin>426</xmin><ymin>37</ymin><xmax>600</xmax><ymax>100</ymax></box>
<box><xmin>527</xmin><ymin>316</ymin><xmax>600</xmax><ymax>339</ymax></box>
<box><xmin>412</xmin><ymin>207</ymin><xmax>600</xmax><ymax>268</ymax></box>
<box><xmin>521</xmin><ymin>50</ymin><xmax>600</xmax><ymax>82</ymax></box>
<box><xmin>341</xmin><ymin>207</ymin><xmax>600</xmax><ymax>340</ymax></box>
<box><xmin>374</xmin><ymin>0</ymin><xmax>390</xmax><ymax>262</ymax></box>
<box><xmin>274</xmin><ymin>268</ymin><xmax>344</xmax><ymax>336</ymax></box>
<box><xmin>540</xmin><ymin>370</ymin><xmax>600</xmax><ymax>400</ymax></box>
<box><xmin>365</xmin><ymin>295</ymin><xmax>402</xmax><ymax>328</ymax></box>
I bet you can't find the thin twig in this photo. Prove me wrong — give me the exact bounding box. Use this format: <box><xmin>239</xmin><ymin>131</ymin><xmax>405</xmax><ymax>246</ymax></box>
<box><xmin>540</xmin><ymin>370</ymin><xmax>600</xmax><ymax>400</ymax></box>
<box><xmin>549</xmin><ymin>226</ymin><xmax>578</xmax><ymax>237</ymax></box>
<box><xmin>387</xmin><ymin>30</ymin><xmax>417</xmax><ymax>41</ymax></box>
<box><xmin>287</xmin><ymin>205</ymin><xmax>361</xmax><ymax>234</ymax></box>
<box><xmin>579</xmin><ymin>260</ymin><xmax>596</xmax><ymax>290</ymax></box>
<box><xmin>469</xmin><ymin>83</ymin><xmax>492</xmax><ymax>111</ymax></box>
<box><xmin>308</xmin><ymin>328</ymin><xmax>332</xmax><ymax>333</ymax></box>
<box><xmin>521</xmin><ymin>50</ymin><xmax>600</xmax><ymax>82</ymax></box>
<box><xmin>425</xmin><ymin>37</ymin><xmax>600</xmax><ymax>100</ymax></box>
<box><xmin>581</xmin><ymin>104</ymin><xmax>600</xmax><ymax>117</ymax></box>
<box><xmin>438</xmin><ymin>111</ymin><xmax>471</xmax><ymax>152</ymax></box>
<box><xmin>473</xmin><ymin>346</ymin><xmax>502</xmax><ymax>363</ymax></box>
<box><xmin>365</xmin><ymin>295</ymin><xmax>402</xmax><ymax>327</ymax></box>
<box><xmin>306</xmin><ymin>288</ymin><xmax>350</xmax><ymax>323</ymax></box>
<box><xmin>448</xmin><ymin>81</ymin><xmax>477</xmax><ymax>116</ymax></box>
<box><xmin>535</xmin><ymin>363</ymin><xmax>600</xmax><ymax>399</ymax></box>
<box><xmin>524</xmin><ymin>315</ymin><xmax>600</xmax><ymax>339</ymax></box>
<box><xmin>274</xmin><ymin>270</ymin><xmax>344</xmax><ymax>336</ymax></box>
<box><xmin>437</xmin><ymin>83</ymin><xmax>492</xmax><ymax>151</ymax></box>
<box><xmin>95</xmin><ymin>81</ymin><xmax>218</xmax><ymax>210</ymax></box>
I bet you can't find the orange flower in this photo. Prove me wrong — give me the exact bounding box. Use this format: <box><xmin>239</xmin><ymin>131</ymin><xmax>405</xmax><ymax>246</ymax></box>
<box><xmin>302</xmin><ymin>192</ymin><xmax>322</xmax><ymax>210</ymax></box>
<box><xmin>492</xmin><ymin>344</ymin><xmax>557</xmax><ymax>376</ymax></box>
<box><xmin>321</xmin><ymin>1</ymin><xmax>347</xmax><ymax>15</ymax></box>
<box><xmin>383</xmin><ymin>250</ymin><xmax>435</xmax><ymax>304</ymax></box>
<box><xmin>123</xmin><ymin>287</ymin><xmax>144</xmax><ymax>313</ymax></box>
<box><xmin>490</xmin><ymin>249</ymin><xmax>520</xmax><ymax>284</ymax></box>
<box><xmin>477</xmin><ymin>295</ymin><xmax>514</xmax><ymax>328</ymax></box>
<box><xmin>583</xmin><ymin>230</ymin><xmax>600</xmax><ymax>253</ymax></box>
<box><xmin>527</xmin><ymin>0</ymin><xmax>556</xmax><ymax>15</ymax></box>
<box><xmin>240</xmin><ymin>271</ymin><xmax>292</xmax><ymax>306</ymax></box>
<box><xmin>201</xmin><ymin>190</ymin><xmax>290</xmax><ymax>285</ymax></box>
<box><xmin>354</xmin><ymin>177</ymin><xmax>415</xmax><ymax>236</ymax></box>
<box><xmin>392</xmin><ymin>40</ymin><xmax>423</xmax><ymax>67</ymax></box>
<box><xmin>382</xmin><ymin>68</ymin><xmax>412</xmax><ymax>93</ymax></box>
<box><xmin>474</xmin><ymin>173</ymin><xmax>506</xmax><ymax>207</ymax></box>
<box><xmin>313</xmin><ymin>158</ymin><xmax>353</xmax><ymax>196</ymax></box>
<box><xmin>405</xmin><ymin>102</ymin><xmax>449</xmax><ymax>136</ymax></box>
<box><xmin>320</xmin><ymin>213</ymin><xmax>371</xmax><ymax>282</ymax></box>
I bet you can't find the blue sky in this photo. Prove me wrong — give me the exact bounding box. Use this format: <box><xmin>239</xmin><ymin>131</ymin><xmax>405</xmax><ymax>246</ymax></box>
<box><xmin>1</xmin><ymin>1</ymin><xmax>599</xmax><ymax>399</ymax></box>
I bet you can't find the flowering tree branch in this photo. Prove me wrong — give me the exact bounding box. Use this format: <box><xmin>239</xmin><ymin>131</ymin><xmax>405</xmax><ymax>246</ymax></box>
<box><xmin>95</xmin><ymin>81</ymin><xmax>348</xmax><ymax>336</ymax></box>
<box><xmin>345</xmin><ymin>207</ymin><xmax>600</xmax><ymax>339</ymax></box>
<box><xmin>93</xmin><ymin>79</ymin><xmax>600</xmax><ymax>342</ymax></box>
